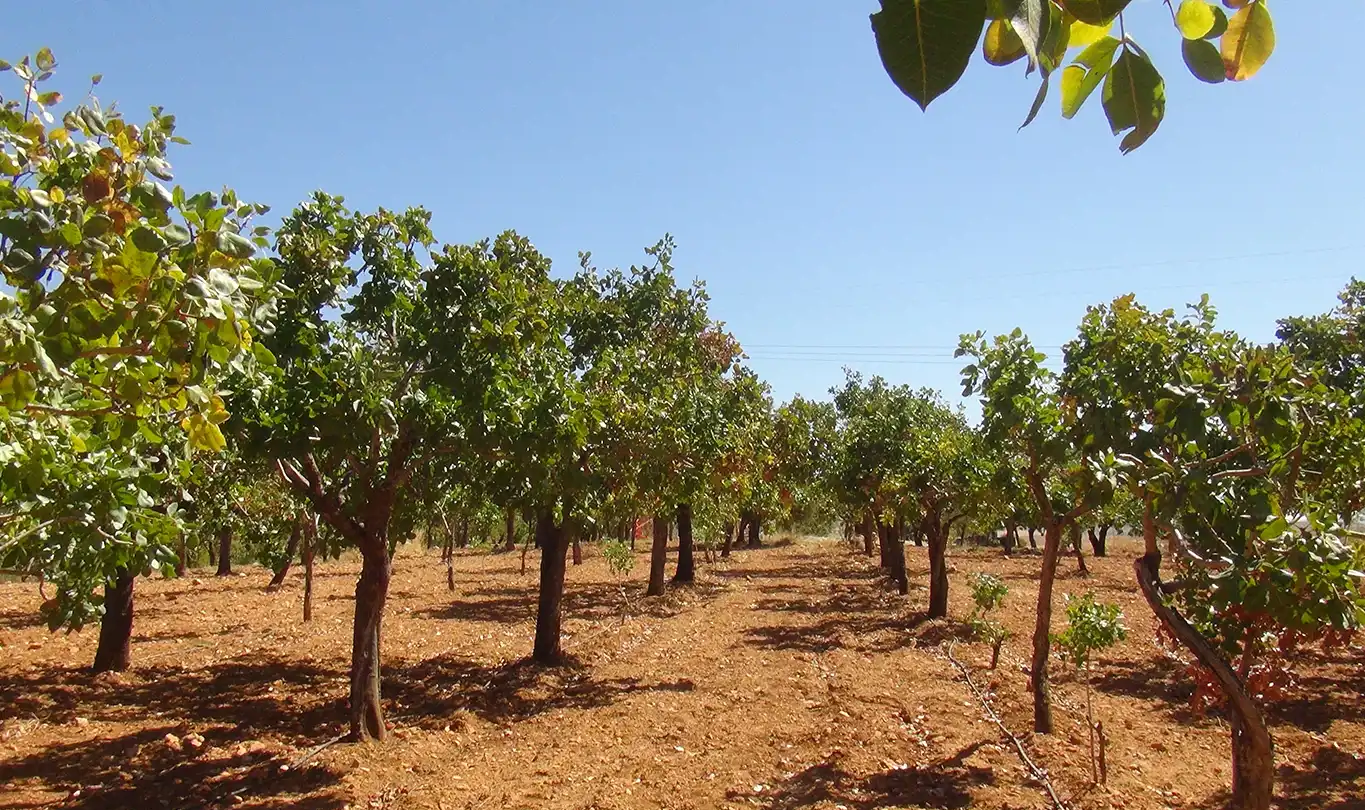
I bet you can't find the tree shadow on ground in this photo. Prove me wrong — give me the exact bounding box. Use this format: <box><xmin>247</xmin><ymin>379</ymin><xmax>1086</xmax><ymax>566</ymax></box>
<box><xmin>1270</xmin><ymin>646</ymin><xmax>1365</xmax><ymax>732</ymax></box>
<box><xmin>1089</xmin><ymin>657</ymin><xmax>1203</xmax><ymax>720</ymax></box>
<box><xmin>1190</xmin><ymin>745</ymin><xmax>1365</xmax><ymax>810</ymax></box>
<box><xmin>0</xmin><ymin>659</ymin><xmax>347</xmax><ymax>810</ymax></box>
<box><xmin>412</xmin><ymin>579</ymin><xmax>727</xmax><ymax>626</ymax></box>
<box><xmin>729</xmin><ymin>743</ymin><xmax>993</xmax><ymax>809</ymax></box>
<box><xmin>384</xmin><ymin>653</ymin><xmax>695</xmax><ymax>728</ymax></box>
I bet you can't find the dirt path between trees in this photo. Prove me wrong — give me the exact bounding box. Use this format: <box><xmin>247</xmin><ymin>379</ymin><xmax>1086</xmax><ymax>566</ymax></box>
<box><xmin>2</xmin><ymin>539</ymin><xmax>1362</xmax><ymax>809</ymax></box>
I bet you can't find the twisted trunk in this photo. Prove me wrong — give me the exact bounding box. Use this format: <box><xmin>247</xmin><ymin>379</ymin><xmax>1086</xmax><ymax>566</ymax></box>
<box><xmin>646</xmin><ymin>515</ymin><xmax>669</xmax><ymax>596</ymax></box>
<box><xmin>673</xmin><ymin>503</ymin><xmax>695</xmax><ymax>584</ymax></box>
<box><xmin>532</xmin><ymin>508</ymin><xmax>570</xmax><ymax>664</ymax></box>
<box><xmin>92</xmin><ymin>569</ymin><xmax>134</xmax><ymax>673</ymax></box>
<box><xmin>349</xmin><ymin>548</ymin><xmax>389</xmax><ymax>740</ymax></box>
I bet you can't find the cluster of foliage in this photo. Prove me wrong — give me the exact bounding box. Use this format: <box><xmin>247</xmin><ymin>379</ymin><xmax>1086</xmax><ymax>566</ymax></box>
<box><xmin>1053</xmin><ymin>591</ymin><xmax>1127</xmax><ymax>670</ymax></box>
<box><xmin>871</xmin><ymin>0</ymin><xmax>1276</xmax><ymax>152</ymax></box>
<box><xmin>967</xmin><ymin>572</ymin><xmax>1011</xmax><ymax>668</ymax></box>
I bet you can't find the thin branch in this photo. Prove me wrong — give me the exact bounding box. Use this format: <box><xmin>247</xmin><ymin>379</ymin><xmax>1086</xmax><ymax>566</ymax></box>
<box><xmin>1209</xmin><ymin>467</ymin><xmax>1268</xmax><ymax>482</ymax></box>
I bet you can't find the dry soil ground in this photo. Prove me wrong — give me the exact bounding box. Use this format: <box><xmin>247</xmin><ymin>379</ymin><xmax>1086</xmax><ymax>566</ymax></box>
<box><xmin>1</xmin><ymin>537</ymin><xmax>1362</xmax><ymax>810</ymax></box>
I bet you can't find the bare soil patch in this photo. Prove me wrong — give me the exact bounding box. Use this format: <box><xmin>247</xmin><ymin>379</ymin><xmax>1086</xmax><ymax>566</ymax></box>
<box><xmin>1</xmin><ymin>538</ymin><xmax>1361</xmax><ymax>809</ymax></box>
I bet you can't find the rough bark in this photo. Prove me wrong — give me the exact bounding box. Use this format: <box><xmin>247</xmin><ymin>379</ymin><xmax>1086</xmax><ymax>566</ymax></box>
<box><xmin>927</xmin><ymin>523</ymin><xmax>949</xmax><ymax>617</ymax></box>
<box><xmin>1027</xmin><ymin>526</ymin><xmax>1037</xmax><ymax>549</ymax></box>
<box><xmin>862</xmin><ymin>513</ymin><xmax>875</xmax><ymax>557</ymax></box>
<box><xmin>92</xmin><ymin>569</ymin><xmax>134</xmax><ymax>673</ymax></box>
<box><xmin>646</xmin><ymin>515</ymin><xmax>669</xmax><ymax>596</ymax></box>
<box><xmin>1087</xmin><ymin>527</ymin><xmax>1107</xmax><ymax>557</ymax></box>
<box><xmin>216</xmin><ymin>527</ymin><xmax>233</xmax><ymax>577</ymax></box>
<box><xmin>532</xmin><ymin>509</ymin><xmax>570</xmax><ymax>664</ymax></box>
<box><xmin>1134</xmin><ymin>552</ymin><xmax>1273</xmax><ymax>809</ymax></box>
<box><xmin>1031</xmin><ymin>522</ymin><xmax>1063</xmax><ymax>734</ymax></box>
<box><xmin>349</xmin><ymin>547</ymin><xmax>390</xmax><ymax>741</ymax></box>
<box><xmin>721</xmin><ymin>520</ymin><xmax>735</xmax><ymax>558</ymax></box>
<box><xmin>302</xmin><ymin>526</ymin><xmax>316</xmax><ymax>622</ymax></box>
<box><xmin>268</xmin><ymin>517</ymin><xmax>302</xmax><ymax>589</ymax></box>
<box><xmin>504</xmin><ymin>508</ymin><xmax>516</xmax><ymax>553</ymax></box>
<box><xmin>571</xmin><ymin>532</ymin><xmax>582</xmax><ymax>566</ymax></box>
<box><xmin>746</xmin><ymin>512</ymin><xmax>761</xmax><ymax>548</ymax></box>
<box><xmin>673</xmin><ymin>503</ymin><xmax>695</xmax><ymax>584</ymax></box>
<box><xmin>175</xmin><ymin>537</ymin><xmax>188</xmax><ymax>577</ymax></box>
<box><xmin>1000</xmin><ymin>527</ymin><xmax>1016</xmax><ymax>555</ymax></box>
<box><xmin>883</xmin><ymin>519</ymin><xmax>908</xmax><ymax>595</ymax></box>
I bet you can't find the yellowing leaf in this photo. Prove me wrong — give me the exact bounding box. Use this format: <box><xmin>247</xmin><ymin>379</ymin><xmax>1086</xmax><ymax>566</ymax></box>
<box><xmin>1068</xmin><ymin>19</ymin><xmax>1111</xmax><ymax>49</ymax></box>
<box><xmin>1221</xmin><ymin>1</ymin><xmax>1273</xmax><ymax>81</ymax></box>
<box><xmin>1176</xmin><ymin>0</ymin><xmax>1216</xmax><ymax>39</ymax></box>
<box><xmin>983</xmin><ymin>19</ymin><xmax>1026</xmax><ymax>66</ymax></box>
<box><xmin>47</xmin><ymin>186</ymin><xmax>65</xmax><ymax>204</ymax></box>
<box><xmin>181</xmin><ymin>413</ymin><xmax>227</xmax><ymax>453</ymax></box>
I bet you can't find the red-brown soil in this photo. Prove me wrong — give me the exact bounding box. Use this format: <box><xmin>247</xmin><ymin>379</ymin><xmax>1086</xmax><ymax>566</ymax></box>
<box><xmin>1</xmin><ymin>538</ymin><xmax>1362</xmax><ymax>809</ymax></box>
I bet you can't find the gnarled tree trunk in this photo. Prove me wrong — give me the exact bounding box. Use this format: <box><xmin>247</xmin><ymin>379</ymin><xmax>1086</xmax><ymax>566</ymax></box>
<box><xmin>673</xmin><ymin>503</ymin><xmax>695</xmax><ymax>584</ymax></box>
<box><xmin>92</xmin><ymin>568</ymin><xmax>134</xmax><ymax>673</ymax></box>
<box><xmin>1031</xmin><ymin>521</ymin><xmax>1063</xmax><ymax>733</ymax></box>
<box><xmin>532</xmin><ymin>508</ymin><xmax>570</xmax><ymax>663</ymax></box>
<box><xmin>646</xmin><ymin>515</ymin><xmax>669</xmax><ymax>596</ymax></box>
<box><xmin>885</xmin><ymin>519</ymin><xmax>908</xmax><ymax>595</ymax></box>
<box><xmin>216</xmin><ymin>527</ymin><xmax>233</xmax><ymax>577</ymax></box>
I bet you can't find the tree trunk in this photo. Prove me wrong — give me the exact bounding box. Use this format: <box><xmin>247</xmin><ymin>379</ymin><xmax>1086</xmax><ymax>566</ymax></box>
<box><xmin>862</xmin><ymin>513</ymin><xmax>875</xmax><ymax>557</ymax></box>
<box><xmin>1027</xmin><ymin>526</ymin><xmax>1037</xmax><ymax>549</ymax></box>
<box><xmin>1000</xmin><ymin>527</ymin><xmax>1016</xmax><ymax>555</ymax></box>
<box><xmin>884</xmin><ymin>520</ymin><xmax>908</xmax><ymax>595</ymax></box>
<box><xmin>572</xmin><ymin>532</ymin><xmax>582</xmax><ymax>566</ymax></box>
<box><xmin>216</xmin><ymin>527</ymin><xmax>233</xmax><ymax>577</ymax></box>
<box><xmin>1072</xmin><ymin>523</ymin><xmax>1089</xmax><ymax>576</ymax></box>
<box><xmin>303</xmin><ymin>526</ymin><xmax>316</xmax><ymax>622</ymax></box>
<box><xmin>175</xmin><ymin>537</ymin><xmax>188</xmax><ymax>577</ymax></box>
<box><xmin>721</xmin><ymin>520</ymin><xmax>734</xmax><ymax>558</ymax></box>
<box><xmin>504</xmin><ymin>508</ymin><xmax>516</xmax><ymax>553</ymax></box>
<box><xmin>268</xmin><ymin>517</ymin><xmax>302</xmax><ymax>589</ymax></box>
<box><xmin>927</xmin><ymin>526</ymin><xmax>949</xmax><ymax>617</ymax></box>
<box><xmin>349</xmin><ymin>547</ymin><xmax>390</xmax><ymax>741</ymax></box>
<box><xmin>1097</xmin><ymin>525</ymin><xmax>1109</xmax><ymax>557</ymax></box>
<box><xmin>1087</xmin><ymin>527</ymin><xmax>1105</xmax><ymax>557</ymax></box>
<box><xmin>532</xmin><ymin>509</ymin><xmax>570</xmax><ymax>664</ymax></box>
<box><xmin>92</xmin><ymin>569</ymin><xmax>134</xmax><ymax>673</ymax></box>
<box><xmin>746</xmin><ymin>513</ymin><xmax>760</xmax><ymax>548</ymax></box>
<box><xmin>908</xmin><ymin>513</ymin><xmax>923</xmax><ymax>548</ymax></box>
<box><xmin>206</xmin><ymin>536</ymin><xmax>217</xmax><ymax>568</ymax></box>
<box><xmin>1135</xmin><ymin>552</ymin><xmax>1273</xmax><ymax>809</ymax></box>
<box><xmin>1031</xmin><ymin>521</ymin><xmax>1063</xmax><ymax>734</ymax></box>
<box><xmin>673</xmin><ymin>503</ymin><xmax>695</xmax><ymax>584</ymax></box>
<box><xmin>877</xmin><ymin>519</ymin><xmax>891</xmax><ymax>569</ymax></box>
<box><xmin>646</xmin><ymin>515</ymin><xmax>669</xmax><ymax>596</ymax></box>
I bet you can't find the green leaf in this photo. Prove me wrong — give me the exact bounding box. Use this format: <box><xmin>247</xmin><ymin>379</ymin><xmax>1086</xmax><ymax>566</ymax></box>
<box><xmin>1204</xmin><ymin>6</ymin><xmax>1228</xmax><ymax>39</ymax></box>
<box><xmin>163</xmin><ymin>224</ymin><xmax>191</xmax><ymax>245</ymax></box>
<box><xmin>871</xmin><ymin>0</ymin><xmax>989</xmax><ymax>111</ymax></box>
<box><xmin>131</xmin><ymin>227</ymin><xmax>170</xmax><ymax>254</ymax></box>
<box><xmin>1057</xmin><ymin>0</ymin><xmax>1133</xmax><ymax>25</ymax></box>
<box><xmin>982</xmin><ymin>19</ymin><xmax>1026</xmax><ymax>66</ymax></box>
<box><xmin>1068</xmin><ymin>19</ymin><xmax>1112</xmax><ymax>49</ymax></box>
<box><xmin>216</xmin><ymin>231</ymin><xmax>255</xmax><ymax>259</ymax></box>
<box><xmin>1221</xmin><ymin>1</ymin><xmax>1274</xmax><ymax>81</ymax></box>
<box><xmin>1020</xmin><ymin>73</ymin><xmax>1050</xmax><ymax>129</ymax></box>
<box><xmin>1061</xmin><ymin>36</ymin><xmax>1119</xmax><ymax>118</ymax></box>
<box><xmin>35</xmin><ymin>47</ymin><xmax>56</xmax><ymax>72</ymax></box>
<box><xmin>1182</xmin><ymin>38</ymin><xmax>1226</xmax><ymax>84</ymax></box>
<box><xmin>1007</xmin><ymin>0</ymin><xmax>1053</xmax><ymax>74</ymax></box>
<box><xmin>1176</xmin><ymin>0</ymin><xmax>1216</xmax><ymax>39</ymax></box>
<box><xmin>1102</xmin><ymin>47</ymin><xmax>1165</xmax><ymax>154</ymax></box>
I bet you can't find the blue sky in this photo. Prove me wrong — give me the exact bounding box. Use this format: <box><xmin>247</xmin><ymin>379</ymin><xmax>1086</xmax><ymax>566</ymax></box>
<box><xmin>13</xmin><ymin>2</ymin><xmax>1363</xmax><ymax>411</ymax></box>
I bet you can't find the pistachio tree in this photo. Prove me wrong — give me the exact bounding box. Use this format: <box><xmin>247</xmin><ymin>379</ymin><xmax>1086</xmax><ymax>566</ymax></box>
<box><xmin>957</xmin><ymin>329</ymin><xmax>1108</xmax><ymax>733</ymax></box>
<box><xmin>0</xmin><ymin>50</ymin><xmax>275</xmax><ymax>671</ymax></box>
<box><xmin>1061</xmin><ymin>293</ymin><xmax>1365</xmax><ymax>809</ymax></box>
<box><xmin>870</xmin><ymin>0</ymin><xmax>1276</xmax><ymax>152</ymax></box>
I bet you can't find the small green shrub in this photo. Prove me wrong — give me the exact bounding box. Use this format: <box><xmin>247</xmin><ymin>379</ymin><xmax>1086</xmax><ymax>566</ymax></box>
<box><xmin>967</xmin><ymin>572</ymin><xmax>1010</xmax><ymax>669</ymax></box>
<box><xmin>602</xmin><ymin>539</ymin><xmax>635</xmax><ymax>576</ymax></box>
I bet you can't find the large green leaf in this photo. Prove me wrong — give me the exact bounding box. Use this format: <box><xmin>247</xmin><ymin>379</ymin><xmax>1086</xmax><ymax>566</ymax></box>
<box><xmin>1221</xmin><ymin>1</ymin><xmax>1274</xmax><ymax>81</ymax></box>
<box><xmin>1057</xmin><ymin>0</ymin><xmax>1133</xmax><ymax>25</ymax></box>
<box><xmin>1182</xmin><ymin>38</ymin><xmax>1225</xmax><ymax>84</ymax></box>
<box><xmin>1102</xmin><ymin>47</ymin><xmax>1165</xmax><ymax>154</ymax></box>
<box><xmin>871</xmin><ymin>0</ymin><xmax>989</xmax><ymax>111</ymax></box>
<box><xmin>1005</xmin><ymin>0</ymin><xmax>1053</xmax><ymax>74</ymax></box>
